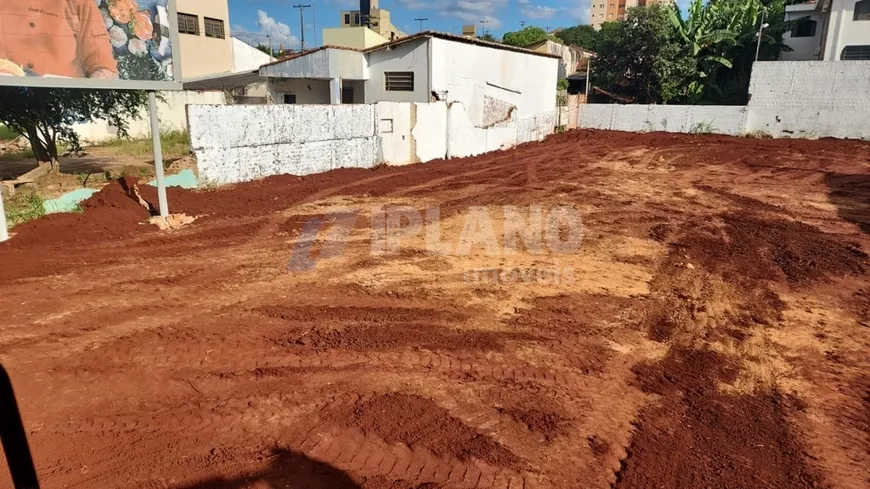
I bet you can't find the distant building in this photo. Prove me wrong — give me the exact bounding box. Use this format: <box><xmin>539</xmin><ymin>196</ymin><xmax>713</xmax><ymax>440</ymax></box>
<box><xmin>590</xmin><ymin>0</ymin><xmax>674</xmax><ymax>29</ymax></box>
<box><xmin>322</xmin><ymin>0</ymin><xmax>407</xmax><ymax>49</ymax></box>
<box><xmin>176</xmin><ymin>0</ymin><xmax>233</xmax><ymax>78</ymax></box>
<box><xmin>524</xmin><ymin>39</ymin><xmax>594</xmax><ymax>80</ymax></box>
<box><xmin>782</xmin><ymin>0</ymin><xmax>870</xmax><ymax>61</ymax></box>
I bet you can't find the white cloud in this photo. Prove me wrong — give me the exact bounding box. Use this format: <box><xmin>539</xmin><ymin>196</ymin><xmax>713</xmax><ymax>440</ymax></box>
<box><xmin>515</xmin><ymin>1</ymin><xmax>591</xmax><ymax>24</ymax></box>
<box><xmin>521</xmin><ymin>5</ymin><xmax>558</xmax><ymax>20</ymax></box>
<box><xmin>396</xmin><ymin>0</ymin><xmax>508</xmax><ymax>30</ymax></box>
<box><xmin>233</xmin><ymin>10</ymin><xmax>300</xmax><ymax>50</ymax></box>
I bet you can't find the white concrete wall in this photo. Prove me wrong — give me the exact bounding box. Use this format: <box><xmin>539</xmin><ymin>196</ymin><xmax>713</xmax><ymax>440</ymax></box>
<box><xmin>75</xmin><ymin>91</ymin><xmax>226</xmax><ymax>143</ymax></box>
<box><xmin>188</xmin><ymin>100</ymin><xmax>555</xmax><ymax>184</ymax></box>
<box><xmin>578</xmin><ymin>105</ymin><xmax>748</xmax><ymax>135</ymax></box>
<box><xmin>429</xmin><ymin>38</ymin><xmax>559</xmax><ymax>127</ymax></box>
<box><xmin>747</xmin><ymin>61</ymin><xmax>870</xmax><ymax>138</ymax></box>
<box><xmin>188</xmin><ymin>104</ymin><xmax>379</xmax><ymax>184</ymax></box>
<box><xmin>413</xmin><ymin>103</ymin><xmax>448</xmax><ymax>162</ymax></box>
<box><xmin>232</xmin><ymin>38</ymin><xmax>274</xmax><ymax>71</ymax></box>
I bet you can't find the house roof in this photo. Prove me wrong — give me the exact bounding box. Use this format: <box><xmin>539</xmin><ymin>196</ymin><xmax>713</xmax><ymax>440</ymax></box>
<box><xmin>363</xmin><ymin>31</ymin><xmax>563</xmax><ymax>59</ymax></box>
<box><xmin>182</xmin><ymin>69</ymin><xmax>265</xmax><ymax>91</ymax></box>
<box><xmin>257</xmin><ymin>31</ymin><xmax>561</xmax><ymax>74</ymax></box>
<box><xmin>260</xmin><ymin>45</ymin><xmax>363</xmax><ymax>68</ymax></box>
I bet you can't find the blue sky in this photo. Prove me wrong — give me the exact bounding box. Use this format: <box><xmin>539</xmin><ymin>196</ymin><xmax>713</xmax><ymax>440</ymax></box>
<box><xmin>229</xmin><ymin>0</ymin><xmax>599</xmax><ymax>49</ymax></box>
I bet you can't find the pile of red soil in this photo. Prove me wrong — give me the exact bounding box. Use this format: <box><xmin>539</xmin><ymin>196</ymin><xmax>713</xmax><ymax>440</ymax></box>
<box><xmin>5</xmin><ymin>177</ymin><xmax>152</xmax><ymax>249</ymax></box>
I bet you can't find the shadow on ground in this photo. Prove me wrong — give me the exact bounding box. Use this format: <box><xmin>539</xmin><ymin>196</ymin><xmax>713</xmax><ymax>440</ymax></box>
<box><xmin>826</xmin><ymin>172</ymin><xmax>870</xmax><ymax>236</ymax></box>
<box><xmin>178</xmin><ymin>449</ymin><xmax>360</xmax><ymax>489</ymax></box>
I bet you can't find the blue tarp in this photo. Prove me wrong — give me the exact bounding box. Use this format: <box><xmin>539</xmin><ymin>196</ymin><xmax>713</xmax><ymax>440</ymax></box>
<box><xmin>148</xmin><ymin>169</ymin><xmax>199</xmax><ymax>189</ymax></box>
<box><xmin>43</xmin><ymin>188</ymin><xmax>98</xmax><ymax>214</ymax></box>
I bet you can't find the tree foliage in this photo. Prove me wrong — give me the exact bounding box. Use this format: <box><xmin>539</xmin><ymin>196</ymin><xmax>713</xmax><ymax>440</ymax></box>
<box><xmin>555</xmin><ymin>25</ymin><xmax>598</xmax><ymax>51</ymax></box>
<box><xmin>479</xmin><ymin>32</ymin><xmax>498</xmax><ymax>42</ymax></box>
<box><xmin>0</xmin><ymin>88</ymin><xmax>149</xmax><ymax>164</ymax></box>
<box><xmin>256</xmin><ymin>44</ymin><xmax>273</xmax><ymax>56</ymax></box>
<box><xmin>502</xmin><ymin>27</ymin><xmax>552</xmax><ymax>47</ymax></box>
<box><xmin>592</xmin><ymin>5</ymin><xmax>699</xmax><ymax>104</ymax></box>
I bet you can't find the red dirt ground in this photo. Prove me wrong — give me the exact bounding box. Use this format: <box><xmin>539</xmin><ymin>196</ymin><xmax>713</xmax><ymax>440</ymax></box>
<box><xmin>2</xmin><ymin>130</ymin><xmax>870</xmax><ymax>489</ymax></box>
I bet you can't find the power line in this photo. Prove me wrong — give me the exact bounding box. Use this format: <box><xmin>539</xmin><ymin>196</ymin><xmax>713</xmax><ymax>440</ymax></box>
<box><xmin>293</xmin><ymin>4</ymin><xmax>312</xmax><ymax>51</ymax></box>
<box><xmin>414</xmin><ymin>17</ymin><xmax>428</xmax><ymax>32</ymax></box>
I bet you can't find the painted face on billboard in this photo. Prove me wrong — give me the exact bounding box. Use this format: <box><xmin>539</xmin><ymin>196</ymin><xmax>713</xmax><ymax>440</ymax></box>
<box><xmin>0</xmin><ymin>0</ymin><xmax>174</xmax><ymax>82</ymax></box>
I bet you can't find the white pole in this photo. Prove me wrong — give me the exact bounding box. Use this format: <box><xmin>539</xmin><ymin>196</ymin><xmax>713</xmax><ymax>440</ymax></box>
<box><xmin>0</xmin><ymin>184</ymin><xmax>8</xmax><ymax>242</ymax></box>
<box><xmin>148</xmin><ymin>91</ymin><xmax>169</xmax><ymax>219</ymax></box>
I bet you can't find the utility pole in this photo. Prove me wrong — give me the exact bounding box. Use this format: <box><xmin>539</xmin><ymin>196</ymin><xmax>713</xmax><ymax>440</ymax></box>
<box><xmin>293</xmin><ymin>4</ymin><xmax>312</xmax><ymax>51</ymax></box>
<box><xmin>520</xmin><ymin>20</ymin><xmax>526</xmax><ymax>28</ymax></box>
<box><xmin>414</xmin><ymin>17</ymin><xmax>428</xmax><ymax>32</ymax></box>
<box><xmin>755</xmin><ymin>9</ymin><xmax>769</xmax><ymax>62</ymax></box>
<box><xmin>266</xmin><ymin>34</ymin><xmax>273</xmax><ymax>58</ymax></box>
<box><xmin>479</xmin><ymin>20</ymin><xmax>488</xmax><ymax>38</ymax></box>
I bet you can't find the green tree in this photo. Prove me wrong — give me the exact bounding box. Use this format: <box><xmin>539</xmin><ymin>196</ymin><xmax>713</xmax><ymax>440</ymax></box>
<box><xmin>555</xmin><ymin>25</ymin><xmax>598</xmax><ymax>50</ymax></box>
<box><xmin>256</xmin><ymin>44</ymin><xmax>274</xmax><ymax>56</ymax></box>
<box><xmin>593</xmin><ymin>6</ymin><xmax>699</xmax><ymax>104</ymax></box>
<box><xmin>669</xmin><ymin>0</ymin><xmax>791</xmax><ymax>104</ymax></box>
<box><xmin>479</xmin><ymin>32</ymin><xmax>498</xmax><ymax>42</ymax></box>
<box><xmin>502</xmin><ymin>26</ymin><xmax>550</xmax><ymax>47</ymax></box>
<box><xmin>0</xmin><ymin>88</ymin><xmax>149</xmax><ymax>165</ymax></box>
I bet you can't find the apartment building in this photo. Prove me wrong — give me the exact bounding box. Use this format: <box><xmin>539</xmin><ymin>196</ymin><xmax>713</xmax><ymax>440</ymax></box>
<box><xmin>176</xmin><ymin>0</ymin><xmax>233</xmax><ymax>78</ymax></box>
<box><xmin>323</xmin><ymin>0</ymin><xmax>407</xmax><ymax>49</ymax></box>
<box><xmin>782</xmin><ymin>0</ymin><xmax>870</xmax><ymax>61</ymax></box>
<box><xmin>590</xmin><ymin>0</ymin><xmax>674</xmax><ymax>29</ymax></box>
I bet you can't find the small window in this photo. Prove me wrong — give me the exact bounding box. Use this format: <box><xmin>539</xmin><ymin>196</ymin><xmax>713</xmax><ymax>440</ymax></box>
<box><xmin>344</xmin><ymin>13</ymin><xmax>350</xmax><ymax>24</ymax></box>
<box><xmin>792</xmin><ymin>19</ymin><xmax>817</xmax><ymax>37</ymax></box>
<box><xmin>341</xmin><ymin>86</ymin><xmax>354</xmax><ymax>104</ymax></box>
<box><xmin>385</xmin><ymin>72</ymin><xmax>414</xmax><ymax>91</ymax></box>
<box><xmin>204</xmin><ymin>17</ymin><xmax>225</xmax><ymax>39</ymax></box>
<box><xmin>283</xmin><ymin>94</ymin><xmax>297</xmax><ymax>104</ymax></box>
<box><xmin>842</xmin><ymin>45</ymin><xmax>870</xmax><ymax>60</ymax></box>
<box><xmin>177</xmin><ymin>13</ymin><xmax>199</xmax><ymax>35</ymax></box>
<box><xmin>354</xmin><ymin>13</ymin><xmax>360</xmax><ymax>25</ymax></box>
<box><xmin>855</xmin><ymin>0</ymin><xmax>870</xmax><ymax>21</ymax></box>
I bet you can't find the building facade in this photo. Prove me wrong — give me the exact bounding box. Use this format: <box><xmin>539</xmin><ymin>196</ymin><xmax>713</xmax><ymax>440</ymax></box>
<box><xmin>257</xmin><ymin>33</ymin><xmax>560</xmax><ymax>128</ymax></box>
<box><xmin>176</xmin><ymin>0</ymin><xmax>233</xmax><ymax>78</ymax></box>
<box><xmin>782</xmin><ymin>0</ymin><xmax>870</xmax><ymax>61</ymax></box>
<box><xmin>322</xmin><ymin>0</ymin><xmax>407</xmax><ymax>49</ymax></box>
<box><xmin>590</xmin><ymin>0</ymin><xmax>674</xmax><ymax>29</ymax></box>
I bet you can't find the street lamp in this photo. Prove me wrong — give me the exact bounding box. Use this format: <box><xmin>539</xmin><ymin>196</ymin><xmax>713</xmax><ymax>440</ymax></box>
<box><xmin>755</xmin><ymin>9</ymin><xmax>769</xmax><ymax>62</ymax></box>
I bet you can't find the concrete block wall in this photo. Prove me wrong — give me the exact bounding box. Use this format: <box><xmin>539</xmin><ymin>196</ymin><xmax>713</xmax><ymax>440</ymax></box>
<box><xmin>188</xmin><ymin>104</ymin><xmax>378</xmax><ymax>184</ymax></box>
<box><xmin>579</xmin><ymin>105</ymin><xmax>747</xmax><ymax>135</ymax></box>
<box><xmin>188</xmin><ymin>101</ymin><xmax>556</xmax><ymax>185</ymax></box>
<box><xmin>746</xmin><ymin>61</ymin><xmax>870</xmax><ymax>139</ymax></box>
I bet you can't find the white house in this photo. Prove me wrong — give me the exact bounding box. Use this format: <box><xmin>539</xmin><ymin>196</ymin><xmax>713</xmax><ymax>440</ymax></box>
<box><xmin>210</xmin><ymin>32</ymin><xmax>561</xmax><ymax>129</ymax></box>
<box><xmin>782</xmin><ymin>0</ymin><xmax>870</xmax><ymax>61</ymax></box>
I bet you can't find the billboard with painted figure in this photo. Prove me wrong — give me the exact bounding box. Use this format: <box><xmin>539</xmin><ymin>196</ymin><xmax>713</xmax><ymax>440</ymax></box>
<box><xmin>0</xmin><ymin>0</ymin><xmax>181</xmax><ymax>89</ymax></box>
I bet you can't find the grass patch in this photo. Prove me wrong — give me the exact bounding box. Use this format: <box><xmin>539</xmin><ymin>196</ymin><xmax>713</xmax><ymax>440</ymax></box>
<box><xmin>0</xmin><ymin>125</ymin><xmax>19</xmax><ymax>141</ymax></box>
<box><xmin>4</xmin><ymin>189</ymin><xmax>45</xmax><ymax>227</ymax></box>
<box><xmin>92</xmin><ymin>130</ymin><xmax>190</xmax><ymax>163</ymax></box>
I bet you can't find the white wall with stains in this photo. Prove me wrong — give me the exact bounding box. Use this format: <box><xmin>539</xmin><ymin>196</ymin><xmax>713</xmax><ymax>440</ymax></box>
<box><xmin>188</xmin><ymin>101</ymin><xmax>556</xmax><ymax>184</ymax></box>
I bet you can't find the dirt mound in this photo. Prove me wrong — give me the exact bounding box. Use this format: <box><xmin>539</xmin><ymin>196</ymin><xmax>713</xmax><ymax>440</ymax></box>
<box><xmin>672</xmin><ymin>212</ymin><xmax>867</xmax><ymax>286</ymax></box>
<box><xmin>329</xmin><ymin>393</ymin><xmax>523</xmax><ymax>468</ymax></box>
<box><xmin>617</xmin><ymin>347</ymin><xmax>827</xmax><ymax>489</ymax></box>
<box><xmin>499</xmin><ymin>407</ymin><xmax>569</xmax><ymax>443</ymax></box>
<box><xmin>4</xmin><ymin>177</ymin><xmax>152</xmax><ymax>249</ymax></box>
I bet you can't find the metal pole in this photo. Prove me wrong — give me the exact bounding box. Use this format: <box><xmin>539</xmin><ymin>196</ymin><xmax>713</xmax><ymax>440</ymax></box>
<box><xmin>148</xmin><ymin>91</ymin><xmax>169</xmax><ymax>219</ymax></box>
<box><xmin>585</xmin><ymin>57</ymin><xmax>592</xmax><ymax>101</ymax></box>
<box><xmin>755</xmin><ymin>10</ymin><xmax>767</xmax><ymax>62</ymax></box>
<box><xmin>0</xmin><ymin>183</ymin><xmax>8</xmax><ymax>242</ymax></box>
<box><xmin>294</xmin><ymin>4</ymin><xmax>312</xmax><ymax>51</ymax></box>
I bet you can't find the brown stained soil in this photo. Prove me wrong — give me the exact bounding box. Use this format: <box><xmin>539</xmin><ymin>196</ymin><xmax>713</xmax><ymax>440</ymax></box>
<box><xmin>1</xmin><ymin>130</ymin><xmax>870</xmax><ymax>489</ymax></box>
<box><xmin>330</xmin><ymin>394</ymin><xmax>524</xmax><ymax>469</ymax></box>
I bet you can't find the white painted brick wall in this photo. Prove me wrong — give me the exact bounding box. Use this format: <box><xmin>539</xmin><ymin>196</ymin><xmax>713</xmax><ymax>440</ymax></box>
<box><xmin>746</xmin><ymin>61</ymin><xmax>870</xmax><ymax>139</ymax></box>
<box><xmin>189</xmin><ymin>104</ymin><xmax>379</xmax><ymax>184</ymax></box>
<box><xmin>579</xmin><ymin>105</ymin><xmax>747</xmax><ymax>135</ymax></box>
